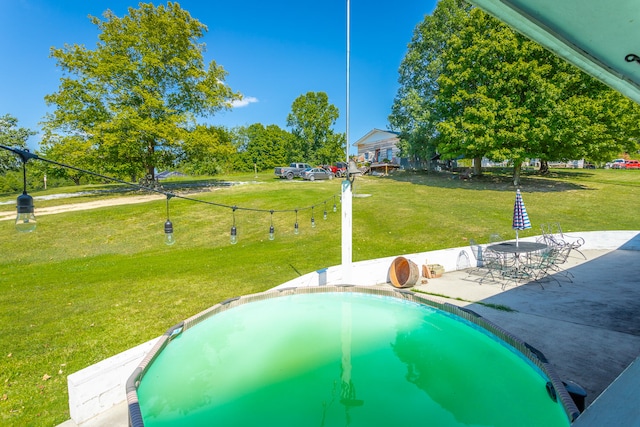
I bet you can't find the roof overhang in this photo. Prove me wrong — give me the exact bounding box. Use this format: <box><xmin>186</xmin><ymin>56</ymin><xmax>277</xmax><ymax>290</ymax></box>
<box><xmin>468</xmin><ymin>0</ymin><xmax>640</xmax><ymax>104</ymax></box>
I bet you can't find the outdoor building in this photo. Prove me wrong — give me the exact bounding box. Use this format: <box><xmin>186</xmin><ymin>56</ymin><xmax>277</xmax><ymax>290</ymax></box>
<box><xmin>353</xmin><ymin>129</ymin><xmax>401</xmax><ymax>164</ymax></box>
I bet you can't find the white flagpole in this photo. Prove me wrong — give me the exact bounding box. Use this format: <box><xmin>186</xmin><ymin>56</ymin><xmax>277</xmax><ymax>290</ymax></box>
<box><xmin>341</xmin><ymin>0</ymin><xmax>353</xmax><ymax>284</ymax></box>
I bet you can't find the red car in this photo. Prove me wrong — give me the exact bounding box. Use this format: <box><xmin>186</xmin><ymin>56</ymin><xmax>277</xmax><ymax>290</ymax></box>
<box><xmin>624</xmin><ymin>160</ymin><xmax>640</xmax><ymax>169</ymax></box>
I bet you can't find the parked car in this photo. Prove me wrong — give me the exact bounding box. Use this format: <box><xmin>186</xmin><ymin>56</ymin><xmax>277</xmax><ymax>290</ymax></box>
<box><xmin>274</xmin><ymin>163</ymin><xmax>313</xmax><ymax>179</ymax></box>
<box><xmin>606</xmin><ymin>159</ymin><xmax>626</xmax><ymax>169</ymax></box>
<box><xmin>302</xmin><ymin>167</ymin><xmax>334</xmax><ymax>181</ymax></box>
<box><xmin>320</xmin><ymin>162</ymin><xmax>348</xmax><ymax>178</ymax></box>
<box><xmin>624</xmin><ymin>160</ymin><xmax>640</xmax><ymax>169</ymax></box>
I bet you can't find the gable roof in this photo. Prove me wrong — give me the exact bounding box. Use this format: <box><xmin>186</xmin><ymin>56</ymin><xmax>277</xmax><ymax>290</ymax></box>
<box><xmin>353</xmin><ymin>129</ymin><xmax>400</xmax><ymax>147</ymax></box>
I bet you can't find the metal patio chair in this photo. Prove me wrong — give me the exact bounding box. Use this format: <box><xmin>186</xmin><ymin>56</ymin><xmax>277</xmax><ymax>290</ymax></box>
<box><xmin>540</xmin><ymin>223</ymin><xmax>586</xmax><ymax>259</ymax></box>
<box><xmin>479</xmin><ymin>248</ymin><xmax>521</xmax><ymax>288</ymax></box>
<box><xmin>464</xmin><ymin>238</ymin><xmax>487</xmax><ymax>277</ymax></box>
<box><xmin>547</xmin><ymin>244</ymin><xmax>575</xmax><ymax>282</ymax></box>
<box><xmin>522</xmin><ymin>247</ymin><xmax>568</xmax><ymax>289</ymax></box>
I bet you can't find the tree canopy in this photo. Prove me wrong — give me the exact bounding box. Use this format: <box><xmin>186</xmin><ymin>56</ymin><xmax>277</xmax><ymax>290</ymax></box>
<box><xmin>0</xmin><ymin>114</ymin><xmax>35</xmax><ymax>173</ymax></box>
<box><xmin>232</xmin><ymin>124</ymin><xmax>292</xmax><ymax>172</ymax></box>
<box><xmin>286</xmin><ymin>92</ymin><xmax>345</xmax><ymax>165</ymax></box>
<box><xmin>390</xmin><ymin>0</ymin><xmax>640</xmax><ymax>183</ymax></box>
<box><xmin>42</xmin><ymin>2</ymin><xmax>241</xmax><ymax>181</ymax></box>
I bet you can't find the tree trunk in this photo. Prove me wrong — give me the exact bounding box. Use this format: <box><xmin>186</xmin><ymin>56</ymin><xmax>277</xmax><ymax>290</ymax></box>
<box><xmin>473</xmin><ymin>157</ymin><xmax>482</xmax><ymax>176</ymax></box>
<box><xmin>512</xmin><ymin>161</ymin><xmax>522</xmax><ymax>186</ymax></box>
<box><xmin>539</xmin><ymin>160</ymin><xmax>549</xmax><ymax>175</ymax></box>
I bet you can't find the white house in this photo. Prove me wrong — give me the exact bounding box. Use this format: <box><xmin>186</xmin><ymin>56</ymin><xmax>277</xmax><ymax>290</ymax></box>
<box><xmin>353</xmin><ymin>129</ymin><xmax>401</xmax><ymax>164</ymax></box>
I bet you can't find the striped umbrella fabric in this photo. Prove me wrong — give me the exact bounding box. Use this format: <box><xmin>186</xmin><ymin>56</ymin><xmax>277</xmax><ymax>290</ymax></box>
<box><xmin>512</xmin><ymin>189</ymin><xmax>531</xmax><ymax>244</ymax></box>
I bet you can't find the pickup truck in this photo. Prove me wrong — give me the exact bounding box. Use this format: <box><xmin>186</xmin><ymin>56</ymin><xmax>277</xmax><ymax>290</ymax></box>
<box><xmin>274</xmin><ymin>163</ymin><xmax>313</xmax><ymax>180</ymax></box>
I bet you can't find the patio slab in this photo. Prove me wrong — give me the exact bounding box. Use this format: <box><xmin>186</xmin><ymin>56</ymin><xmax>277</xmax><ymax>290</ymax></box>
<box><xmin>412</xmin><ymin>248</ymin><xmax>640</xmax><ymax>407</ymax></box>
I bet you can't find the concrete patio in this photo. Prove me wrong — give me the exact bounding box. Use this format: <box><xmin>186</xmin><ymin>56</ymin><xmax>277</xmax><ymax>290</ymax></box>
<box><xmin>60</xmin><ymin>230</ymin><xmax>640</xmax><ymax>426</ymax></box>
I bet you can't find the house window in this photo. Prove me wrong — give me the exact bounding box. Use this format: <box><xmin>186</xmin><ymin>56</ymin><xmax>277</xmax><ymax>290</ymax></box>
<box><xmin>386</xmin><ymin>148</ymin><xmax>393</xmax><ymax>161</ymax></box>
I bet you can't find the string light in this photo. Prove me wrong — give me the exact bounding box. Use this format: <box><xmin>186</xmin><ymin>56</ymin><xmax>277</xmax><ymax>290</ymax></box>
<box><xmin>269</xmin><ymin>210</ymin><xmax>275</xmax><ymax>240</ymax></box>
<box><xmin>15</xmin><ymin>160</ymin><xmax>36</xmax><ymax>233</ymax></box>
<box><xmin>230</xmin><ymin>206</ymin><xmax>238</xmax><ymax>244</ymax></box>
<box><xmin>0</xmin><ymin>145</ymin><xmax>342</xmax><ymax>244</ymax></box>
<box><xmin>164</xmin><ymin>194</ymin><xmax>175</xmax><ymax>246</ymax></box>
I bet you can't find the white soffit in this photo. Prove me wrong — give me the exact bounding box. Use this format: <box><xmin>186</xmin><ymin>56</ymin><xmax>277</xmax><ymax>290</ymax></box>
<box><xmin>468</xmin><ymin>0</ymin><xmax>640</xmax><ymax>104</ymax></box>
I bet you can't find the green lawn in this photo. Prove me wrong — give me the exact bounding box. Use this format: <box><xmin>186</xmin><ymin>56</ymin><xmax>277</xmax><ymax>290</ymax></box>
<box><xmin>1</xmin><ymin>168</ymin><xmax>639</xmax><ymax>426</ymax></box>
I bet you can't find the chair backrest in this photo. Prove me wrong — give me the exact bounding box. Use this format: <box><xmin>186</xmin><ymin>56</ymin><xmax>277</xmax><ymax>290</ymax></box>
<box><xmin>457</xmin><ymin>250</ymin><xmax>471</xmax><ymax>270</ymax></box>
<box><xmin>540</xmin><ymin>223</ymin><xmax>564</xmax><ymax>247</ymax></box>
<box><xmin>469</xmin><ymin>238</ymin><xmax>483</xmax><ymax>263</ymax></box>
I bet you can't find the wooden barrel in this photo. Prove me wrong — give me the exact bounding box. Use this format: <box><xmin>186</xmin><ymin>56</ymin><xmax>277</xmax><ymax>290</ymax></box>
<box><xmin>389</xmin><ymin>257</ymin><xmax>420</xmax><ymax>288</ymax></box>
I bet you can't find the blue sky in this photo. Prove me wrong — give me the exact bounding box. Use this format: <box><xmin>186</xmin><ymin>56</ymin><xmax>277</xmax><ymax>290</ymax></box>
<box><xmin>0</xmin><ymin>1</ymin><xmax>437</xmax><ymax>150</ymax></box>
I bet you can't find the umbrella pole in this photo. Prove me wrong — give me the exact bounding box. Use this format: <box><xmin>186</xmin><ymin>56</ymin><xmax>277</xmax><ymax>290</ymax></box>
<box><xmin>516</xmin><ymin>230</ymin><xmax>519</xmax><ymax>246</ymax></box>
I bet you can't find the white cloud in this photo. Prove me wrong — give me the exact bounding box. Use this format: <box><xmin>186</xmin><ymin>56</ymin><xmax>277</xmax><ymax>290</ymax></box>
<box><xmin>231</xmin><ymin>96</ymin><xmax>259</xmax><ymax>108</ymax></box>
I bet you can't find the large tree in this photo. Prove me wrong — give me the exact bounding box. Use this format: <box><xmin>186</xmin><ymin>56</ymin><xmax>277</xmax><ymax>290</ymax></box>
<box><xmin>435</xmin><ymin>7</ymin><xmax>640</xmax><ymax>183</ymax></box>
<box><xmin>391</xmin><ymin>1</ymin><xmax>640</xmax><ymax>182</ymax></box>
<box><xmin>286</xmin><ymin>92</ymin><xmax>345</xmax><ymax>165</ymax></box>
<box><xmin>43</xmin><ymin>2</ymin><xmax>241</xmax><ymax>181</ymax></box>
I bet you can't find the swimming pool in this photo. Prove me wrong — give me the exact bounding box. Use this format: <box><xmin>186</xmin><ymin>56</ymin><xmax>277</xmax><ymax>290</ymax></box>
<box><xmin>127</xmin><ymin>286</ymin><xmax>578</xmax><ymax>426</ymax></box>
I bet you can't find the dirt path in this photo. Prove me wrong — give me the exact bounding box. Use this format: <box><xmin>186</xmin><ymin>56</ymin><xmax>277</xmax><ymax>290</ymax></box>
<box><xmin>0</xmin><ymin>194</ymin><xmax>165</xmax><ymax>222</ymax></box>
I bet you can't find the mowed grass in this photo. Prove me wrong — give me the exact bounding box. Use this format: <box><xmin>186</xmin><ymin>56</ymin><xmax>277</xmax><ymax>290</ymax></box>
<box><xmin>1</xmin><ymin>168</ymin><xmax>639</xmax><ymax>426</ymax></box>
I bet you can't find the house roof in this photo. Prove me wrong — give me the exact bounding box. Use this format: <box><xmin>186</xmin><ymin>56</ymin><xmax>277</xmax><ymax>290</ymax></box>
<box><xmin>468</xmin><ymin>0</ymin><xmax>640</xmax><ymax>104</ymax></box>
<box><xmin>352</xmin><ymin>128</ymin><xmax>400</xmax><ymax>147</ymax></box>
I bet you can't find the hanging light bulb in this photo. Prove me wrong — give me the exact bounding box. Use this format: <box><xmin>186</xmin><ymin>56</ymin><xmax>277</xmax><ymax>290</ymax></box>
<box><xmin>164</xmin><ymin>219</ymin><xmax>175</xmax><ymax>246</ymax></box>
<box><xmin>15</xmin><ymin>161</ymin><xmax>35</xmax><ymax>232</ymax></box>
<box><xmin>230</xmin><ymin>206</ymin><xmax>238</xmax><ymax>244</ymax></box>
<box><xmin>164</xmin><ymin>194</ymin><xmax>175</xmax><ymax>245</ymax></box>
<box><xmin>230</xmin><ymin>225</ymin><xmax>238</xmax><ymax>244</ymax></box>
<box><xmin>311</xmin><ymin>206</ymin><xmax>316</xmax><ymax>228</ymax></box>
<box><xmin>269</xmin><ymin>210</ymin><xmax>275</xmax><ymax>240</ymax></box>
<box><xmin>15</xmin><ymin>192</ymin><xmax>36</xmax><ymax>233</ymax></box>
<box><xmin>323</xmin><ymin>201</ymin><xmax>328</xmax><ymax>220</ymax></box>
<box><xmin>294</xmin><ymin>209</ymin><xmax>299</xmax><ymax>235</ymax></box>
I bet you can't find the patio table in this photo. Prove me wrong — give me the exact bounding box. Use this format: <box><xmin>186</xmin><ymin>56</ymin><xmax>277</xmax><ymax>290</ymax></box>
<box><xmin>488</xmin><ymin>241</ymin><xmax>548</xmax><ymax>255</ymax></box>
<box><xmin>487</xmin><ymin>241</ymin><xmax>549</xmax><ymax>283</ymax></box>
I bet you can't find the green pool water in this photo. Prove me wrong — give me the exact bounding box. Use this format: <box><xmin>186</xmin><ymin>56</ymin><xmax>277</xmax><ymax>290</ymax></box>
<box><xmin>137</xmin><ymin>292</ymin><xmax>570</xmax><ymax>427</ymax></box>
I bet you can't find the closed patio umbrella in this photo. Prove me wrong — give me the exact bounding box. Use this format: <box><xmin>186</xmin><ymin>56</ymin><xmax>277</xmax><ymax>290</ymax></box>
<box><xmin>512</xmin><ymin>189</ymin><xmax>531</xmax><ymax>246</ymax></box>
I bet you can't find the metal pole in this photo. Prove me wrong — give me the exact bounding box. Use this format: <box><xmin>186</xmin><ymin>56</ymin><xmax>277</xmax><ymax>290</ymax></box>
<box><xmin>341</xmin><ymin>0</ymin><xmax>353</xmax><ymax>284</ymax></box>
